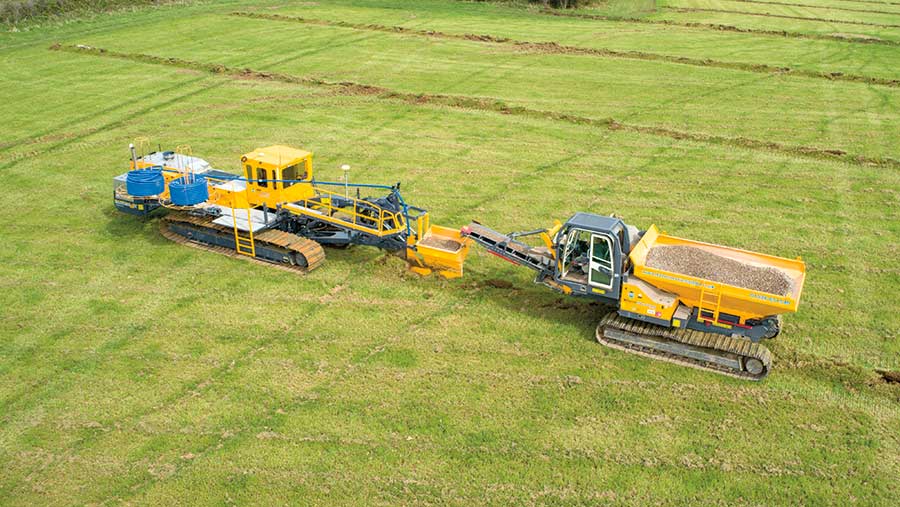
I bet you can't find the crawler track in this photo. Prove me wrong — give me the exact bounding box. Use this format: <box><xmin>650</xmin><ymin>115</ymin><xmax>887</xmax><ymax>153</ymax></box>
<box><xmin>597</xmin><ymin>313</ymin><xmax>772</xmax><ymax>380</ymax></box>
<box><xmin>160</xmin><ymin>213</ymin><xmax>325</xmax><ymax>273</ymax></box>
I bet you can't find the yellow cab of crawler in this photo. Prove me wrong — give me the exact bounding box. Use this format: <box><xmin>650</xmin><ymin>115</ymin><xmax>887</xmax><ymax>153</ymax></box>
<box><xmin>207</xmin><ymin>145</ymin><xmax>317</xmax><ymax>210</ymax></box>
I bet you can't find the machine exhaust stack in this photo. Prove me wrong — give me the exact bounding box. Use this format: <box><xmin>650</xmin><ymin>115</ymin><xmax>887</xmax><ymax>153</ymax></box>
<box><xmin>129</xmin><ymin>143</ymin><xmax>138</xmax><ymax>170</ymax></box>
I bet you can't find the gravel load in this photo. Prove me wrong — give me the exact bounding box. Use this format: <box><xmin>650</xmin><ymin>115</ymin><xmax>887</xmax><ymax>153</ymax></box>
<box><xmin>646</xmin><ymin>245</ymin><xmax>794</xmax><ymax>296</ymax></box>
<box><xmin>419</xmin><ymin>236</ymin><xmax>462</xmax><ymax>252</ymax></box>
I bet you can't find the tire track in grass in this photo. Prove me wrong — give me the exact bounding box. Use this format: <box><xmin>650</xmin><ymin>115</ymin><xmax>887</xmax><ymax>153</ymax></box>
<box><xmin>0</xmin><ymin>74</ymin><xmax>209</xmax><ymax>156</ymax></box>
<box><xmin>840</xmin><ymin>0</ymin><xmax>900</xmax><ymax>6</ymax></box>
<box><xmin>50</xmin><ymin>44</ymin><xmax>900</xmax><ymax>171</ymax></box>
<box><xmin>537</xmin><ymin>8</ymin><xmax>900</xmax><ymax>46</ymax></box>
<box><xmin>100</xmin><ymin>291</ymin><xmax>459</xmax><ymax>505</ymax></box>
<box><xmin>666</xmin><ymin>6</ymin><xmax>900</xmax><ymax>28</ymax></box>
<box><xmin>100</xmin><ymin>295</ymin><xmax>900</xmax><ymax>504</ymax></box>
<box><xmin>232</xmin><ymin>11</ymin><xmax>899</xmax><ymax>89</ymax></box>
<box><xmin>730</xmin><ymin>0</ymin><xmax>900</xmax><ymax>16</ymax></box>
<box><xmin>0</xmin><ymin>74</ymin><xmax>214</xmax><ymax>172</ymax></box>
<box><xmin>19</xmin><ymin>247</ymin><xmax>412</xmax><ymax>503</ymax></box>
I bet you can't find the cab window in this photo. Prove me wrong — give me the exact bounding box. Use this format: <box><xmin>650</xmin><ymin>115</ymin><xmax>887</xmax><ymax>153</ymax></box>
<box><xmin>592</xmin><ymin>235</ymin><xmax>611</xmax><ymax>264</ymax></box>
<box><xmin>282</xmin><ymin>164</ymin><xmax>297</xmax><ymax>188</ymax></box>
<box><xmin>590</xmin><ymin>235</ymin><xmax>613</xmax><ymax>288</ymax></box>
<box><xmin>256</xmin><ymin>167</ymin><xmax>268</xmax><ymax>187</ymax></box>
<box><xmin>561</xmin><ymin>229</ymin><xmax>591</xmax><ymax>281</ymax></box>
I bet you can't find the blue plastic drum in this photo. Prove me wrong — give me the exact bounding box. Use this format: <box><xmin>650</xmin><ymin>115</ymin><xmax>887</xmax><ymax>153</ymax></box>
<box><xmin>125</xmin><ymin>167</ymin><xmax>165</xmax><ymax>196</ymax></box>
<box><xmin>169</xmin><ymin>176</ymin><xmax>209</xmax><ymax>206</ymax></box>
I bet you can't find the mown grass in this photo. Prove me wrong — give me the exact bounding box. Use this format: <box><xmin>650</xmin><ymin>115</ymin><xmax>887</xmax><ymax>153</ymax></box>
<box><xmin>237</xmin><ymin>0</ymin><xmax>900</xmax><ymax>77</ymax></box>
<box><xmin>653</xmin><ymin>0</ymin><xmax>900</xmax><ymax>40</ymax></box>
<box><xmin>1</xmin><ymin>0</ymin><xmax>899</xmax><ymax>505</ymax></box>
<box><xmin>662</xmin><ymin>0</ymin><xmax>900</xmax><ymax>26</ymax></box>
<box><xmin>57</xmin><ymin>2</ymin><xmax>900</xmax><ymax>162</ymax></box>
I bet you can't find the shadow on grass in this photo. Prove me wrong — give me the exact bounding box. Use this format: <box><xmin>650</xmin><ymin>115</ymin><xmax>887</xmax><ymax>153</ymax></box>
<box><xmin>457</xmin><ymin>271</ymin><xmax>608</xmax><ymax>345</ymax></box>
<box><xmin>454</xmin><ymin>270</ymin><xmax>900</xmax><ymax>395</ymax></box>
<box><xmin>101</xmin><ymin>204</ymin><xmax>167</xmax><ymax>243</ymax></box>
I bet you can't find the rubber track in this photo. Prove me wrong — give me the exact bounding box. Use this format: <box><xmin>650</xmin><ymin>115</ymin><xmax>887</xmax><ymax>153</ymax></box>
<box><xmin>596</xmin><ymin>312</ymin><xmax>772</xmax><ymax>381</ymax></box>
<box><xmin>160</xmin><ymin>213</ymin><xmax>326</xmax><ymax>273</ymax></box>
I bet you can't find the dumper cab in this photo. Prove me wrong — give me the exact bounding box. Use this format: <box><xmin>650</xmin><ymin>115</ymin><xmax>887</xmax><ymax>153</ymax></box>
<box><xmin>551</xmin><ymin>213</ymin><xmax>639</xmax><ymax>302</ymax></box>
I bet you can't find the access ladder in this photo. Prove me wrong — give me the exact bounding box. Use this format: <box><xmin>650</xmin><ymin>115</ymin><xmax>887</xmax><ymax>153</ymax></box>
<box><xmin>232</xmin><ymin>206</ymin><xmax>256</xmax><ymax>257</ymax></box>
<box><xmin>698</xmin><ymin>285</ymin><xmax>722</xmax><ymax>323</ymax></box>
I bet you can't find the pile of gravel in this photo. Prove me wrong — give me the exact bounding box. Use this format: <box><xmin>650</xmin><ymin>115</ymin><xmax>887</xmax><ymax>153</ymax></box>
<box><xmin>646</xmin><ymin>245</ymin><xmax>793</xmax><ymax>296</ymax></box>
<box><xmin>419</xmin><ymin>236</ymin><xmax>461</xmax><ymax>252</ymax></box>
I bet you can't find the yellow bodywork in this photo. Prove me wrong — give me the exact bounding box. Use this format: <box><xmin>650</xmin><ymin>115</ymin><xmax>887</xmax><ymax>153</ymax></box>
<box><xmin>619</xmin><ymin>278</ymin><xmax>680</xmax><ymax>323</ymax></box>
<box><xmin>628</xmin><ymin>225</ymin><xmax>806</xmax><ymax>324</ymax></box>
<box><xmin>284</xmin><ymin>192</ymin><xmax>406</xmax><ymax>237</ymax></box>
<box><xmin>232</xmin><ymin>145</ymin><xmax>316</xmax><ymax>208</ymax></box>
<box><xmin>134</xmin><ymin>145</ymin><xmax>317</xmax><ymax>210</ymax></box>
<box><xmin>408</xmin><ymin>224</ymin><xmax>472</xmax><ymax>279</ymax></box>
<box><xmin>136</xmin><ymin>144</ymin><xmax>469</xmax><ymax>278</ymax></box>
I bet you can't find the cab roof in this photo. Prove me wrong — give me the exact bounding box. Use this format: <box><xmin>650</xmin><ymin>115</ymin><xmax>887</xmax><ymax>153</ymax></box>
<box><xmin>566</xmin><ymin>212</ymin><xmax>624</xmax><ymax>233</ymax></box>
<box><xmin>242</xmin><ymin>145</ymin><xmax>311</xmax><ymax>167</ymax></box>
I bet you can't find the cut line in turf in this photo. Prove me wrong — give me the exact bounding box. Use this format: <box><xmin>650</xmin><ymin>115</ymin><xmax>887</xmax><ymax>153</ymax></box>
<box><xmin>231</xmin><ymin>11</ymin><xmax>900</xmax><ymax>89</ymax></box>
<box><xmin>537</xmin><ymin>8</ymin><xmax>900</xmax><ymax>46</ymax></box>
<box><xmin>666</xmin><ymin>6</ymin><xmax>900</xmax><ymax>29</ymax></box>
<box><xmin>728</xmin><ymin>0</ymin><xmax>900</xmax><ymax>16</ymax></box>
<box><xmin>49</xmin><ymin>43</ymin><xmax>900</xmax><ymax>171</ymax></box>
<box><xmin>839</xmin><ymin>0</ymin><xmax>900</xmax><ymax>6</ymax></box>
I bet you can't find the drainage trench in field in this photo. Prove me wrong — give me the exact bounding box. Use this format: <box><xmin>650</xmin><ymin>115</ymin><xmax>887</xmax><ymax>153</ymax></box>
<box><xmin>231</xmin><ymin>12</ymin><xmax>899</xmax><ymax>89</ymax></box>
<box><xmin>729</xmin><ymin>0</ymin><xmax>900</xmax><ymax>16</ymax></box>
<box><xmin>843</xmin><ymin>0</ymin><xmax>900</xmax><ymax>6</ymax></box>
<box><xmin>665</xmin><ymin>6</ymin><xmax>900</xmax><ymax>29</ymax></box>
<box><xmin>537</xmin><ymin>9</ymin><xmax>900</xmax><ymax>46</ymax></box>
<box><xmin>49</xmin><ymin>44</ymin><xmax>900</xmax><ymax>171</ymax></box>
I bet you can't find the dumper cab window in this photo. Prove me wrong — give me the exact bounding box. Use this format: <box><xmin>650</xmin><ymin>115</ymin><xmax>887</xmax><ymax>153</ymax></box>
<box><xmin>257</xmin><ymin>167</ymin><xmax>268</xmax><ymax>188</ymax></box>
<box><xmin>589</xmin><ymin>235</ymin><xmax>613</xmax><ymax>288</ymax></box>
<box><xmin>561</xmin><ymin>229</ymin><xmax>592</xmax><ymax>283</ymax></box>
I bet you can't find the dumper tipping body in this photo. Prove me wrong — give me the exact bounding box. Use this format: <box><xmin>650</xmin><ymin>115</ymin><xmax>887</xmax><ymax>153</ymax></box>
<box><xmin>628</xmin><ymin>225</ymin><xmax>805</xmax><ymax>325</ymax></box>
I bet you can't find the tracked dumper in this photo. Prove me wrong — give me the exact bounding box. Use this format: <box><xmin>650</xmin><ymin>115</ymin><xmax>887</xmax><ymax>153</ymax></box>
<box><xmin>113</xmin><ymin>144</ymin><xmax>470</xmax><ymax>278</ymax></box>
<box><xmin>462</xmin><ymin>214</ymin><xmax>806</xmax><ymax>380</ymax></box>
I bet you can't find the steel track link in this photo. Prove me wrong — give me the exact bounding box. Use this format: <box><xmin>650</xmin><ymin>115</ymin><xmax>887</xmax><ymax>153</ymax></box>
<box><xmin>160</xmin><ymin>213</ymin><xmax>326</xmax><ymax>273</ymax></box>
<box><xmin>596</xmin><ymin>312</ymin><xmax>772</xmax><ymax>381</ymax></box>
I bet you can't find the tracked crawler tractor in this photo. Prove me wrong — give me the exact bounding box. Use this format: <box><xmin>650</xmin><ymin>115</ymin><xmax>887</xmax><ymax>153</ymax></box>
<box><xmin>114</xmin><ymin>142</ymin><xmax>805</xmax><ymax>380</ymax></box>
<box><xmin>114</xmin><ymin>143</ymin><xmax>470</xmax><ymax>278</ymax></box>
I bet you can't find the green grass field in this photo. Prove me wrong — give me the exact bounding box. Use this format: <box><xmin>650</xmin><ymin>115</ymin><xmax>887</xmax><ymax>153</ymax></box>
<box><xmin>1</xmin><ymin>0</ymin><xmax>899</xmax><ymax>504</ymax></box>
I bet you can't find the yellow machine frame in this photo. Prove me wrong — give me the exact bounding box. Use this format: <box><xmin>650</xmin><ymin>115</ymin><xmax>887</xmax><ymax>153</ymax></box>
<box><xmin>628</xmin><ymin>225</ymin><xmax>806</xmax><ymax>325</ymax></box>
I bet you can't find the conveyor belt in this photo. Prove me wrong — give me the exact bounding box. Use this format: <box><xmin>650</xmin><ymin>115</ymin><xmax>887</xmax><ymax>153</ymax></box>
<box><xmin>463</xmin><ymin>223</ymin><xmax>553</xmax><ymax>273</ymax></box>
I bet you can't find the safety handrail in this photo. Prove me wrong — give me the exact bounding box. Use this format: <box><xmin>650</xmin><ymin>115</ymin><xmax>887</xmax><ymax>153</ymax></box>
<box><xmin>142</xmin><ymin>166</ymin><xmax>429</xmax><ymax>238</ymax></box>
<box><xmin>294</xmin><ymin>193</ymin><xmax>405</xmax><ymax>236</ymax></box>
